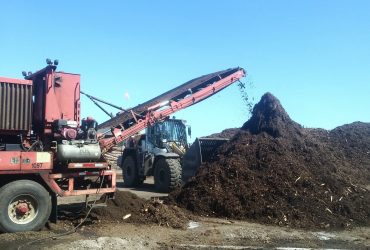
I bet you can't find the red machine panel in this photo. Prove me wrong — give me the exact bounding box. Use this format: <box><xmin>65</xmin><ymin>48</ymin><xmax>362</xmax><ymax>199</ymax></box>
<box><xmin>44</xmin><ymin>72</ymin><xmax>81</xmax><ymax>124</ymax></box>
<box><xmin>0</xmin><ymin>151</ymin><xmax>21</xmax><ymax>170</ymax></box>
<box><xmin>0</xmin><ymin>151</ymin><xmax>53</xmax><ymax>171</ymax></box>
<box><xmin>32</xmin><ymin>69</ymin><xmax>81</xmax><ymax>135</ymax></box>
<box><xmin>20</xmin><ymin>152</ymin><xmax>53</xmax><ymax>170</ymax></box>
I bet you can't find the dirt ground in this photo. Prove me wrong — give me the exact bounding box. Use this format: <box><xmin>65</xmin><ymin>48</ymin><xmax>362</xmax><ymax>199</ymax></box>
<box><xmin>0</xmin><ymin>178</ymin><xmax>368</xmax><ymax>249</ymax></box>
<box><xmin>0</xmin><ymin>177</ymin><xmax>369</xmax><ymax>249</ymax></box>
<box><xmin>0</xmin><ymin>181</ymin><xmax>369</xmax><ymax>250</ymax></box>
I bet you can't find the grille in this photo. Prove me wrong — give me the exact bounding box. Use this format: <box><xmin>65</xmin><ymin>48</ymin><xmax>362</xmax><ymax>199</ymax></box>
<box><xmin>0</xmin><ymin>79</ymin><xmax>32</xmax><ymax>132</ymax></box>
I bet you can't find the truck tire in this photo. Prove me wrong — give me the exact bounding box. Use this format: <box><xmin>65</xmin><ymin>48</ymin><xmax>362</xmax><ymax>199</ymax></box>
<box><xmin>121</xmin><ymin>155</ymin><xmax>142</xmax><ymax>187</ymax></box>
<box><xmin>154</xmin><ymin>158</ymin><xmax>182</xmax><ymax>192</ymax></box>
<box><xmin>0</xmin><ymin>180</ymin><xmax>51</xmax><ymax>233</ymax></box>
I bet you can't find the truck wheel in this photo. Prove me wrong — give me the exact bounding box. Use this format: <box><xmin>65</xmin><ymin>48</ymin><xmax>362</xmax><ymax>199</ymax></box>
<box><xmin>122</xmin><ymin>156</ymin><xmax>142</xmax><ymax>187</ymax></box>
<box><xmin>154</xmin><ymin>158</ymin><xmax>182</xmax><ymax>192</ymax></box>
<box><xmin>0</xmin><ymin>180</ymin><xmax>51</xmax><ymax>233</ymax></box>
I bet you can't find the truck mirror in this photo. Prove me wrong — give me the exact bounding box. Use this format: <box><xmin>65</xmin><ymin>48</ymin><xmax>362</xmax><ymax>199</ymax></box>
<box><xmin>188</xmin><ymin>126</ymin><xmax>192</xmax><ymax>138</ymax></box>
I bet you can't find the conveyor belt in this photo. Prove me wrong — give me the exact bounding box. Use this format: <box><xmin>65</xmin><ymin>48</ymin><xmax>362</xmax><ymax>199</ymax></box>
<box><xmin>98</xmin><ymin>67</ymin><xmax>243</xmax><ymax>130</ymax></box>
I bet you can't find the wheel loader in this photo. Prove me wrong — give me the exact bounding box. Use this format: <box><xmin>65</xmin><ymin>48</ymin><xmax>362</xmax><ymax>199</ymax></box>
<box><xmin>119</xmin><ymin>118</ymin><xmax>229</xmax><ymax>192</ymax></box>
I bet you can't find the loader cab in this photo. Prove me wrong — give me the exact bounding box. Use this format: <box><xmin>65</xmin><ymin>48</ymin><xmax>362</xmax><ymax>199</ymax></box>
<box><xmin>146</xmin><ymin>118</ymin><xmax>189</xmax><ymax>151</ymax></box>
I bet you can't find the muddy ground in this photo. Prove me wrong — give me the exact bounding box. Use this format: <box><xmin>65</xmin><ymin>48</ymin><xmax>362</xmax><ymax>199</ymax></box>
<box><xmin>0</xmin><ymin>185</ymin><xmax>369</xmax><ymax>250</ymax></box>
<box><xmin>0</xmin><ymin>177</ymin><xmax>369</xmax><ymax>249</ymax></box>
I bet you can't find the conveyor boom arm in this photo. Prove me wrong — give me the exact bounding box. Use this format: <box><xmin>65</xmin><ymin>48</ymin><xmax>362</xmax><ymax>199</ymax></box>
<box><xmin>99</xmin><ymin>67</ymin><xmax>245</xmax><ymax>152</ymax></box>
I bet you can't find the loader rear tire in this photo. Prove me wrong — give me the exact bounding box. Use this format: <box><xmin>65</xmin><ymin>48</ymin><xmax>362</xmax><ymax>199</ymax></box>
<box><xmin>121</xmin><ymin>155</ymin><xmax>142</xmax><ymax>187</ymax></box>
<box><xmin>0</xmin><ymin>180</ymin><xmax>51</xmax><ymax>233</ymax></box>
<box><xmin>154</xmin><ymin>158</ymin><xmax>182</xmax><ymax>193</ymax></box>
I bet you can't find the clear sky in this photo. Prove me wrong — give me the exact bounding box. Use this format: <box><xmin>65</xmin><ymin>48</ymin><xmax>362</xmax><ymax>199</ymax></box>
<box><xmin>1</xmin><ymin>1</ymin><xmax>369</xmax><ymax>140</ymax></box>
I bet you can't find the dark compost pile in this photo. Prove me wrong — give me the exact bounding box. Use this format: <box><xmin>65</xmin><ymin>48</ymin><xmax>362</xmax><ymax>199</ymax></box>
<box><xmin>90</xmin><ymin>191</ymin><xmax>190</xmax><ymax>229</ymax></box>
<box><xmin>172</xmin><ymin>92</ymin><xmax>370</xmax><ymax>229</ymax></box>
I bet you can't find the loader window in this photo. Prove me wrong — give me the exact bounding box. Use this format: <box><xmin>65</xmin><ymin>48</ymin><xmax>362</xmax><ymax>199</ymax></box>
<box><xmin>162</xmin><ymin>121</ymin><xmax>187</xmax><ymax>143</ymax></box>
<box><xmin>147</xmin><ymin>120</ymin><xmax>187</xmax><ymax>148</ymax></box>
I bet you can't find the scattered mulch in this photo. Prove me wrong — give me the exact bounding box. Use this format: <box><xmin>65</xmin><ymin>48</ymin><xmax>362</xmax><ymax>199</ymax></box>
<box><xmin>143</xmin><ymin>200</ymin><xmax>192</xmax><ymax>228</ymax></box>
<box><xmin>172</xmin><ymin>92</ymin><xmax>370</xmax><ymax>229</ymax></box>
<box><xmin>90</xmin><ymin>191</ymin><xmax>190</xmax><ymax>229</ymax></box>
<box><xmin>91</xmin><ymin>191</ymin><xmax>148</xmax><ymax>223</ymax></box>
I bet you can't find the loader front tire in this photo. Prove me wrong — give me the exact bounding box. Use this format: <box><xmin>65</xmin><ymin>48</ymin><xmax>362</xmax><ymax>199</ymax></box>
<box><xmin>154</xmin><ymin>158</ymin><xmax>182</xmax><ymax>192</ymax></box>
<box><xmin>121</xmin><ymin>155</ymin><xmax>142</xmax><ymax>187</ymax></box>
<box><xmin>0</xmin><ymin>180</ymin><xmax>51</xmax><ymax>233</ymax></box>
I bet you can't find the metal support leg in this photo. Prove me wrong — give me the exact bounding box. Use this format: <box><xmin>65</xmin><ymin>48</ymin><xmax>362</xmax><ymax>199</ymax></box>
<box><xmin>50</xmin><ymin>194</ymin><xmax>58</xmax><ymax>223</ymax></box>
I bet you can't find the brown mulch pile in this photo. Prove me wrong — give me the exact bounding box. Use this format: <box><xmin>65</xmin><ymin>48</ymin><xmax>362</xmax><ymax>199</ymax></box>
<box><xmin>90</xmin><ymin>191</ymin><xmax>190</xmax><ymax>229</ymax></box>
<box><xmin>171</xmin><ymin>92</ymin><xmax>370</xmax><ymax>229</ymax></box>
<box><xmin>207</xmin><ymin>128</ymin><xmax>241</xmax><ymax>139</ymax></box>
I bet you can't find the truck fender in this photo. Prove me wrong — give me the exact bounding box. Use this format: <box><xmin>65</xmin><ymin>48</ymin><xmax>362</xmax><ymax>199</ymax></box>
<box><xmin>154</xmin><ymin>152</ymin><xmax>179</xmax><ymax>159</ymax></box>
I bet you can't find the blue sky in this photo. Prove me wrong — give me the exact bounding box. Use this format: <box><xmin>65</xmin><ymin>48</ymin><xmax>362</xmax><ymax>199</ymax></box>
<box><xmin>1</xmin><ymin>1</ymin><xmax>369</xmax><ymax>140</ymax></box>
